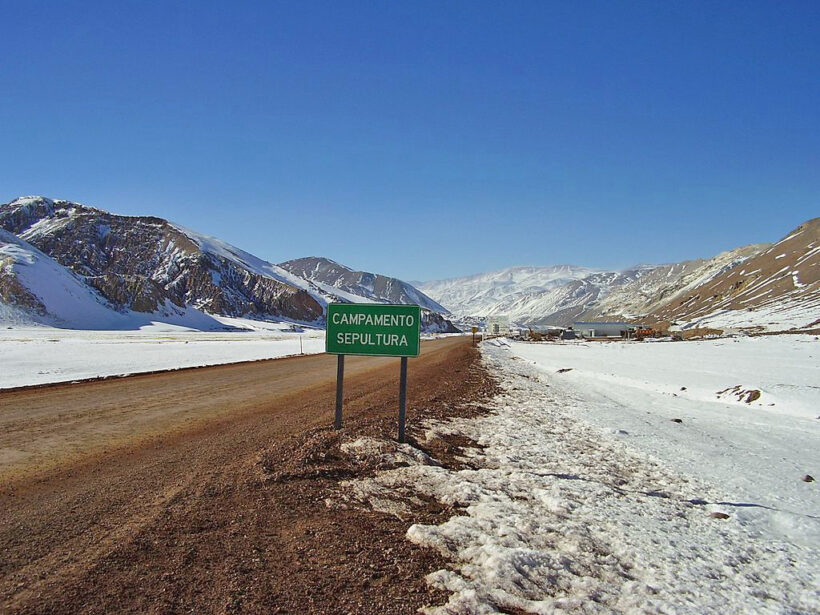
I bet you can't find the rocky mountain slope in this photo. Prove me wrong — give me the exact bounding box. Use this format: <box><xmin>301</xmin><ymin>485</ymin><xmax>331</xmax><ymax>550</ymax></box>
<box><xmin>0</xmin><ymin>196</ymin><xmax>457</xmax><ymax>332</ymax></box>
<box><xmin>280</xmin><ymin>257</ymin><xmax>448</xmax><ymax>313</ymax></box>
<box><xmin>0</xmin><ymin>197</ymin><xmax>323</xmax><ymax>324</ymax></box>
<box><xmin>577</xmin><ymin>244</ymin><xmax>767</xmax><ymax>323</ymax></box>
<box><xmin>647</xmin><ymin>218</ymin><xmax>820</xmax><ymax>332</ymax></box>
<box><xmin>419</xmin><ymin>265</ymin><xmax>667</xmax><ymax>327</ymax></box>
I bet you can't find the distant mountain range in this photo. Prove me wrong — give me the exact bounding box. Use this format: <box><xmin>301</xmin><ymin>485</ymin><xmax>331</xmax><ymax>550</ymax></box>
<box><xmin>0</xmin><ymin>196</ymin><xmax>457</xmax><ymax>332</ymax></box>
<box><xmin>418</xmin><ymin>219</ymin><xmax>819</xmax><ymax>333</ymax></box>
<box><xmin>2</xmin><ymin>196</ymin><xmax>816</xmax><ymax>335</ymax></box>
<box><xmin>415</xmin><ymin>265</ymin><xmax>600</xmax><ymax>318</ymax></box>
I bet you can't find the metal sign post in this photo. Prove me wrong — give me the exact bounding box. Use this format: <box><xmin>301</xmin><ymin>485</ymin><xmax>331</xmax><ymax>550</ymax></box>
<box><xmin>398</xmin><ymin>356</ymin><xmax>408</xmax><ymax>443</ymax></box>
<box><xmin>335</xmin><ymin>354</ymin><xmax>344</xmax><ymax>429</ymax></box>
<box><xmin>326</xmin><ymin>303</ymin><xmax>421</xmax><ymax>441</ymax></box>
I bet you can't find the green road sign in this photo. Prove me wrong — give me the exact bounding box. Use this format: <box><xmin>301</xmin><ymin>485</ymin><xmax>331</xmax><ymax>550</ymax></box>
<box><xmin>326</xmin><ymin>303</ymin><xmax>421</xmax><ymax>357</ymax></box>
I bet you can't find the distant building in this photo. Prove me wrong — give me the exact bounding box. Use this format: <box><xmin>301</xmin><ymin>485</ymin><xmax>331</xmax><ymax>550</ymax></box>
<box><xmin>572</xmin><ymin>322</ymin><xmax>644</xmax><ymax>338</ymax></box>
<box><xmin>485</xmin><ymin>315</ymin><xmax>510</xmax><ymax>336</ymax></box>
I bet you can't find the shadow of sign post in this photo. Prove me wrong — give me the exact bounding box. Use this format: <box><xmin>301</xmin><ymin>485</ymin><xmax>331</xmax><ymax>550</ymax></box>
<box><xmin>325</xmin><ymin>303</ymin><xmax>421</xmax><ymax>443</ymax></box>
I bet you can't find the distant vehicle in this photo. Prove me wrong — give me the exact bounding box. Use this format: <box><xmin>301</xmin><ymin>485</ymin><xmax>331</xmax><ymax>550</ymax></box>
<box><xmin>561</xmin><ymin>329</ymin><xmax>577</xmax><ymax>340</ymax></box>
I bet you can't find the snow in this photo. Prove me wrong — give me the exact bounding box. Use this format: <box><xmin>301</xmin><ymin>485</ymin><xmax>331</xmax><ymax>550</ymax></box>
<box><xmin>8</xmin><ymin>196</ymin><xmax>54</xmax><ymax>207</ymax></box>
<box><xmin>417</xmin><ymin>246</ymin><xmax>765</xmax><ymax>327</ymax></box>
<box><xmin>309</xmin><ymin>278</ymin><xmax>378</xmax><ymax>304</ymax></box>
<box><xmin>338</xmin><ymin>336</ymin><xmax>819</xmax><ymax>613</ymax></box>
<box><xmin>1</xmin><ymin>230</ymin><xmax>232</xmax><ymax>331</ymax></box>
<box><xmin>511</xmin><ymin>336</ymin><xmax>819</xmax><ymax>419</ymax></box>
<box><xmin>775</xmin><ymin>229</ymin><xmax>804</xmax><ymax>245</ymax></box>
<box><xmin>0</xmin><ymin>321</ymin><xmax>326</xmax><ymax>389</ymax></box>
<box><xmin>506</xmin><ymin>337</ymin><xmax>820</xmax><ymax>543</ymax></box>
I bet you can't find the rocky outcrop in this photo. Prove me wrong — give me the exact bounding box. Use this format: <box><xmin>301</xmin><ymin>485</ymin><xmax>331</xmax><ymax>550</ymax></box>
<box><xmin>421</xmin><ymin>310</ymin><xmax>460</xmax><ymax>333</ymax></box>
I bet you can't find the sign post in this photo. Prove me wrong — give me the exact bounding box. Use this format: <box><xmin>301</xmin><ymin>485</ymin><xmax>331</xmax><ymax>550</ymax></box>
<box><xmin>326</xmin><ymin>303</ymin><xmax>421</xmax><ymax>442</ymax></box>
<box><xmin>398</xmin><ymin>357</ymin><xmax>408</xmax><ymax>442</ymax></box>
<box><xmin>335</xmin><ymin>354</ymin><xmax>344</xmax><ymax>429</ymax></box>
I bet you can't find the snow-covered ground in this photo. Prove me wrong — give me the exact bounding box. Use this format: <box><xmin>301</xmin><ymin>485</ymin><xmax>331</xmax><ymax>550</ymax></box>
<box><xmin>0</xmin><ymin>320</ymin><xmax>327</xmax><ymax>389</ymax></box>
<box><xmin>0</xmin><ymin>320</ymin><xmax>461</xmax><ymax>389</ymax></box>
<box><xmin>507</xmin><ymin>337</ymin><xmax>819</xmax><ymax>544</ymax></box>
<box><xmin>339</xmin><ymin>336</ymin><xmax>819</xmax><ymax>613</ymax></box>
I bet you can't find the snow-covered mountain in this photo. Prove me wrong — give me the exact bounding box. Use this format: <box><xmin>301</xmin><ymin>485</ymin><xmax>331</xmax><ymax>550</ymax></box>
<box><xmin>0</xmin><ymin>196</ymin><xmax>324</xmax><ymax>325</ymax></box>
<box><xmin>6</xmin><ymin>194</ymin><xmax>811</xmax><ymax>334</ymax></box>
<box><xmin>1</xmin><ymin>228</ymin><xmax>113</xmax><ymax>327</ymax></box>
<box><xmin>0</xmin><ymin>196</ymin><xmax>458</xmax><ymax>332</ymax></box>
<box><xmin>417</xmin><ymin>265</ymin><xmax>600</xmax><ymax>319</ymax></box>
<box><xmin>496</xmin><ymin>268</ymin><xmax>658</xmax><ymax>327</ymax></box>
<box><xmin>279</xmin><ymin>256</ymin><xmax>457</xmax><ymax>333</ymax></box>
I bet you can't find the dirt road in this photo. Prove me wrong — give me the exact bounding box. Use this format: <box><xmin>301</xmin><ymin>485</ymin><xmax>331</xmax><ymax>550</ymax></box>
<box><xmin>0</xmin><ymin>336</ymin><xmax>493</xmax><ymax>614</ymax></box>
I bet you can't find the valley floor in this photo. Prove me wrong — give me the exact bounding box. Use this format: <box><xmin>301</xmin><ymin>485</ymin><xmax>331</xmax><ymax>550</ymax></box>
<box><xmin>2</xmin><ymin>331</ymin><xmax>817</xmax><ymax>613</ymax></box>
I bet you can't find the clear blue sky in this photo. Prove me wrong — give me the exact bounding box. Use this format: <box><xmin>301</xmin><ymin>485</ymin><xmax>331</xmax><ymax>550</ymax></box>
<box><xmin>1</xmin><ymin>1</ymin><xmax>817</xmax><ymax>281</ymax></box>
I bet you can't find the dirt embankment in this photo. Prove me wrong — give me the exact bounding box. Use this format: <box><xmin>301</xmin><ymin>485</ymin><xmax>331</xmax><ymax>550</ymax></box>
<box><xmin>0</xmin><ymin>337</ymin><xmax>497</xmax><ymax>614</ymax></box>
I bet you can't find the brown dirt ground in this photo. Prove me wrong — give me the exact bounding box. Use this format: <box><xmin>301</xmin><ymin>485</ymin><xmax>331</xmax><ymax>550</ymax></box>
<box><xmin>0</xmin><ymin>337</ymin><xmax>499</xmax><ymax>614</ymax></box>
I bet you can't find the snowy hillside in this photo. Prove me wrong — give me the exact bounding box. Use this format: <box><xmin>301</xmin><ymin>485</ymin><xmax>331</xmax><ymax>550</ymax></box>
<box><xmin>417</xmin><ymin>220</ymin><xmax>815</xmax><ymax>331</ymax></box>
<box><xmin>0</xmin><ymin>196</ymin><xmax>324</xmax><ymax>324</ymax></box>
<box><xmin>418</xmin><ymin>265</ymin><xmax>667</xmax><ymax>327</ymax></box>
<box><xmin>1</xmin><ymin>228</ymin><xmax>114</xmax><ymax>327</ymax></box>
<box><xmin>578</xmin><ymin>244</ymin><xmax>767</xmax><ymax>323</ymax></box>
<box><xmin>649</xmin><ymin>218</ymin><xmax>820</xmax><ymax>332</ymax></box>
<box><xmin>0</xmin><ymin>229</ymin><xmax>226</xmax><ymax>330</ymax></box>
